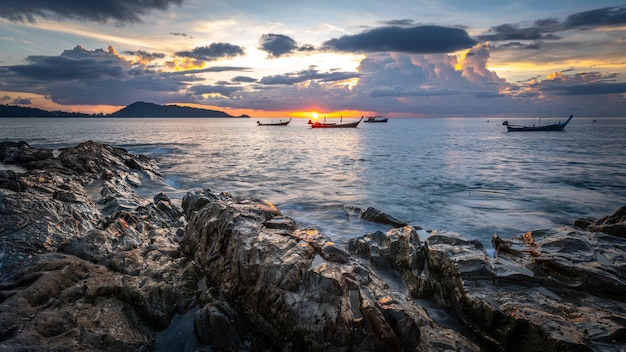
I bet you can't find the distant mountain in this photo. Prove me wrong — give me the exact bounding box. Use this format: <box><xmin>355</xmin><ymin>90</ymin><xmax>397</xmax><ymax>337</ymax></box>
<box><xmin>0</xmin><ymin>105</ymin><xmax>93</xmax><ymax>117</ymax></box>
<box><xmin>109</xmin><ymin>102</ymin><xmax>232</xmax><ymax>118</ymax></box>
<box><xmin>0</xmin><ymin>101</ymin><xmax>233</xmax><ymax>118</ymax></box>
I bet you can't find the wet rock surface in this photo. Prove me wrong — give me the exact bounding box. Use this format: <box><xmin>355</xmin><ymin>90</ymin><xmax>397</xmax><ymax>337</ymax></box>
<box><xmin>350</xmin><ymin>218</ymin><xmax>626</xmax><ymax>351</ymax></box>
<box><xmin>1</xmin><ymin>140</ymin><xmax>625</xmax><ymax>351</ymax></box>
<box><xmin>0</xmin><ymin>141</ymin><xmax>194</xmax><ymax>351</ymax></box>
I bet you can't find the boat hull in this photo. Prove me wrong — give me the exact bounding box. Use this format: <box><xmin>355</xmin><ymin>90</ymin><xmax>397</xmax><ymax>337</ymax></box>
<box><xmin>310</xmin><ymin>117</ymin><xmax>363</xmax><ymax>128</ymax></box>
<box><xmin>257</xmin><ymin>118</ymin><xmax>291</xmax><ymax>126</ymax></box>
<box><xmin>504</xmin><ymin>115</ymin><xmax>572</xmax><ymax>132</ymax></box>
<box><xmin>364</xmin><ymin>116</ymin><xmax>388</xmax><ymax>123</ymax></box>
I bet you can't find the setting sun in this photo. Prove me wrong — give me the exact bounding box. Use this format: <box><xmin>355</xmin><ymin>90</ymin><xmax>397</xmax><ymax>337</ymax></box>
<box><xmin>311</xmin><ymin>112</ymin><xmax>319</xmax><ymax>119</ymax></box>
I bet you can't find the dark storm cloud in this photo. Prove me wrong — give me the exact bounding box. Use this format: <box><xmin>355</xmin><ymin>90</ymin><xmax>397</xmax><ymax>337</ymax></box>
<box><xmin>13</xmin><ymin>97</ymin><xmax>32</xmax><ymax>105</ymax></box>
<box><xmin>188</xmin><ymin>85</ymin><xmax>241</xmax><ymax>97</ymax></box>
<box><xmin>322</xmin><ymin>26</ymin><xmax>477</xmax><ymax>54</ymax></box>
<box><xmin>257</xmin><ymin>34</ymin><xmax>315</xmax><ymax>58</ymax></box>
<box><xmin>0</xmin><ymin>45</ymin><xmax>187</xmax><ymax>106</ymax></box>
<box><xmin>9</xmin><ymin>46</ymin><xmax>128</xmax><ymax>80</ymax></box>
<box><xmin>563</xmin><ymin>6</ymin><xmax>626</xmax><ymax>28</ymax></box>
<box><xmin>479</xmin><ymin>5</ymin><xmax>626</xmax><ymax>42</ymax></box>
<box><xmin>496</xmin><ymin>41</ymin><xmax>543</xmax><ymax>50</ymax></box>
<box><xmin>478</xmin><ymin>24</ymin><xmax>560</xmax><ymax>41</ymax></box>
<box><xmin>369</xmin><ymin>87</ymin><xmax>460</xmax><ymax>98</ymax></box>
<box><xmin>166</xmin><ymin>67</ymin><xmax>250</xmax><ymax>77</ymax></box>
<box><xmin>0</xmin><ymin>0</ymin><xmax>183</xmax><ymax>23</ymax></box>
<box><xmin>259</xmin><ymin>67</ymin><xmax>360</xmax><ymax>85</ymax></box>
<box><xmin>175</xmin><ymin>43</ymin><xmax>245</xmax><ymax>61</ymax></box>
<box><xmin>382</xmin><ymin>19</ymin><xmax>415</xmax><ymax>27</ymax></box>
<box><xmin>124</xmin><ymin>50</ymin><xmax>166</xmax><ymax>61</ymax></box>
<box><xmin>259</xmin><ymin>34</ymin><xmax>297</xmax><ymax>58</ymax></box>
<box><xmin>232</xmin><ymin>76</ymin><xmax>257</xmax><ymax>83</ymax></box>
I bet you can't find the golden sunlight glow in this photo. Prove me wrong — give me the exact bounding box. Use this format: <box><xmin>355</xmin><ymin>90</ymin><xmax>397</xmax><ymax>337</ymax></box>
<box><xmin>289</xmin><ymin>110</ymin><xmax>369</xmax><ymax>119</ymax></box>
<box><xmin>489</xmin><ymin>58</ymin><xmax>626</xmax><ymax>83</ymax></box>
<box><xmin>164</xmin><ymin>58</ymin><xmax>206</xmax><ymax>71</ymax></box>
<box><xmin>454</xmin><ymin>49</ymin><xmax>471</xmax><ymax>70</ymax></box>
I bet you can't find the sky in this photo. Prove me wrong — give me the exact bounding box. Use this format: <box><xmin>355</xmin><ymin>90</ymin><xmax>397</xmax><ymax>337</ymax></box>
<box><xmin>1</xmin><ymin>1</ymin><xmax>626</xmax><ymax>118</ymax></box>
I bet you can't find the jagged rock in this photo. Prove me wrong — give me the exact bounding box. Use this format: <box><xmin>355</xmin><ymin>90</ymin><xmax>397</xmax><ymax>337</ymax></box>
<box><xmin>0</xmin><ymin>141</ymin><xmax>193</xmax><ymax>351</ymax></box>
<box><xmin>0</xmin><ymin>140</ymin><xmax>53</xmax><ymax>165</ymax></box>
<box><xmin>182</xmin><ymin>189</ymin><xmax>479</xmax><ymax>351</ymax></box>
<box><xmin>349</xmin><ymin>221</ymin><xmax>626</xmax><ymax>351</ymax></box>
<box><xmin>194</xmin><ymin>301</ymin><xmax>242</xmax><ymax>349</ymax></box>
<box><xmin>583</xmin><ymin>206</ymin><xmax>626</xmax><ymax>238</ymax></box>
<box><xmin>345</xmin><ymin>205</ymin><xmax>408</xmax><ymax>227</ymax></box>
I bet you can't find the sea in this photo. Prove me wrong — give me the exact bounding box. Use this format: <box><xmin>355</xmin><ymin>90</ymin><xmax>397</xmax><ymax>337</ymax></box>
<box><xmin>2</xmin><ymin>116</ymin><xmax>625</xmax><ymax>251</ymax></box>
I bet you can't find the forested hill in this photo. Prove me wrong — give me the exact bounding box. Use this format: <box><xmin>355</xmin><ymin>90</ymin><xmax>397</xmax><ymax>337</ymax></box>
<box><xmin>1</xmin><ymin>101</ymin><xmax>233</xmax><ymax>118</ymax></box>
<box><xmin>0</xmin><ymin>105</ymin><xmax>93</xmax><ymax>117</ymax></box>
<box><xmin>109</xmin><ymin>102</ymin><xmax>232</xmax><ymax>117</ymax></box>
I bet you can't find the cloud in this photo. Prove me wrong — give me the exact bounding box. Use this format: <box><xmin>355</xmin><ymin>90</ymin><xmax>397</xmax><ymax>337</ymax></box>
<box><xmin>258</xmin><ymin>34</ymin><xmax>315</xmax><ymax>58</ymax></box>
<box><xmin>8</xmin><ymin>45</ymin><xmax>129</xmax><ymax>80</ymax></box>
<box><xmin>533</xmin><ymin>71</ymin><xmax>626</xmax><ymax>96</ymax></box>
<box><xmin>0</xmin><ymin>45</ymin><xmax>189</xmax><ymax>106</ymax></box>
<box><xmin>478</xmin><ymin>24</ymin><xmax>561</xmax><ymax>42</ymax></box>
<box><xmin>323</xmin><ymin>26</ymin><xmax>477</xmax><ymax>54</ymax></box>
<box><xmin>232</xmin><ymin>76</ymin><xmax>257</xmax><ymax>83</ymax></box>
<box><xmin>188</xmin><ymin>85</ymin><xmax>242</xmax><ymax>97</ymax></box>
<box><xmin>562</xmin><ymin>5</ymin><xmax>626</xmax><ymax>29</ymax></box>
<box><xmin>258</xmin><ymin>34</ymin><xmax>298</xmax><ymax>58</ymax></box>
<box><xmin>512</xmin><ymin>70</ymin><xmax>626</xmax><ymax>115</ymax></box>
<box><xmin>551</xmin><ymin>82</ymin><xmax>626</xmax><ymax>95</ymax></box>
<box><xmin>13</xmin><ymin>97</ymin><xmax>32</xmax><ymax>105</ymax></box>
<box><xmin>259</xmin><ymin>67</ymin><xmax>360</xmax><ymax>85</ymax></box>
<box><xmin>124</xmin><ymin>50</ymin><xmax>166</xmax><ymax>64</ymax></box>
<box><xmin>198</xmin><ymin>49</ymin><xmax>520</xmax><ymax>116</ymax></box>
<box><xmin>0</xmin><ymin>0</ymin><xmax>183</xmax><ymax>23</ymax></box>
<box><xmin>175</xmin><ymin>43</ymin><xmax>245</xmax><ymax>61</ymax></box>
<box><xmin>381</xmin><ymin>19</ymin><xmax>415</xmax><ymax>27</ymax></box>
<box><xmin>479</xmin><ymin>5</ymin><xmax>626</xmax><ymax>42</ymax></box>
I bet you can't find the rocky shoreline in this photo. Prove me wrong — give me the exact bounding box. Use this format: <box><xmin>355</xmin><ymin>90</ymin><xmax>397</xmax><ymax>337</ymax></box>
<box><xmin>1</xmin><ymin>141</ymin><xmax>625</xmax><ymax>351</ymax></box>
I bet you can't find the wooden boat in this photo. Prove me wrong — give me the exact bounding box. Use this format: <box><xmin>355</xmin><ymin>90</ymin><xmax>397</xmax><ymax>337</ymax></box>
<box><xmin>308</xmin><ymin>117</ymin><xmax>363</xmax><ymax>128</ymax></box>
<box><xmin>363</xmin><ymin>115</ymin><xmax>388</xmax><ymax>123</ymax></box>
<box><xmin>503</xmin><ymin>115</ymin><xmax>573</xmax><ymax>132</ymax></box>
<box><xmin>257</xmin><ymin>118</ymin><xmax>291</xmax><ymax>126</ymax></box>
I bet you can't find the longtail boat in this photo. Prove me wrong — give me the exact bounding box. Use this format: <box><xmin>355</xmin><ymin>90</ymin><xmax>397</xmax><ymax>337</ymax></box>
<box><xmin>257</xmin><ymin>118</ymin><xmax>291</xmax><ymax>126</ymax></box>
<box><xmin>308</xmin><ymin>117</ymin><xmax>363</xmax><ymax>128</ymax></box>
<box><xmin>503</xmin><ymin>115</ymin><xmax>573</xmax><ymax>132</ymax></box>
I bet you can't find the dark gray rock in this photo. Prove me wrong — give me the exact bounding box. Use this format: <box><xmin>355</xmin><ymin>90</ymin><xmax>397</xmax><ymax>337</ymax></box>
<box><xmin>349</xmin><ymin>221</ymin><xmax>626</xmax><ymax>352</ymax></box>
<box><xmin>345</xmin><ymin>205</ymin><xmax>408</xmax><ymax>228</ymax></box>
<box><xmin>0</xmin><ymin>141</ymin><xmax>193</xmax><ymax>351</ymax></box>
<box><xmin>182</xmin><ymin>189</ymin><xmax>479</xmax><ymax>351</ymax></box>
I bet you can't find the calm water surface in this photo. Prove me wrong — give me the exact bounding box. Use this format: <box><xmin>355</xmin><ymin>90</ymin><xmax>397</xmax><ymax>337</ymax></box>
<box><xmin>2</xmin><ymin>117</ymin><xmax>625</xmax><ymax>248</ymax></box>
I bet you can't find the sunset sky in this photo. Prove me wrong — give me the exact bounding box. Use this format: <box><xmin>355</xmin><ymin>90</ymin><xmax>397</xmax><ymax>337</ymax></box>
<box><xmin>1</xmin><ymin>1</ymin><xmax>625</xmax><ymax>118</ymax></box>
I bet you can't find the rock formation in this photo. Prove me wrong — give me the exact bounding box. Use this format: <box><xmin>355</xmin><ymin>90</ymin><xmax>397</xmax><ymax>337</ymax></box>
<box><xmin>1</xmin><ymin>140</ymin><xmax>625</xmax><ymax>351</ymax></box>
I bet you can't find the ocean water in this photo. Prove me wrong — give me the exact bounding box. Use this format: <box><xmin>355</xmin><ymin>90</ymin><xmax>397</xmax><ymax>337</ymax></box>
<box><xmin>1</xmin><ymin>117</ymin><xmax>625</xmax><ymax>249</ymax></box>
